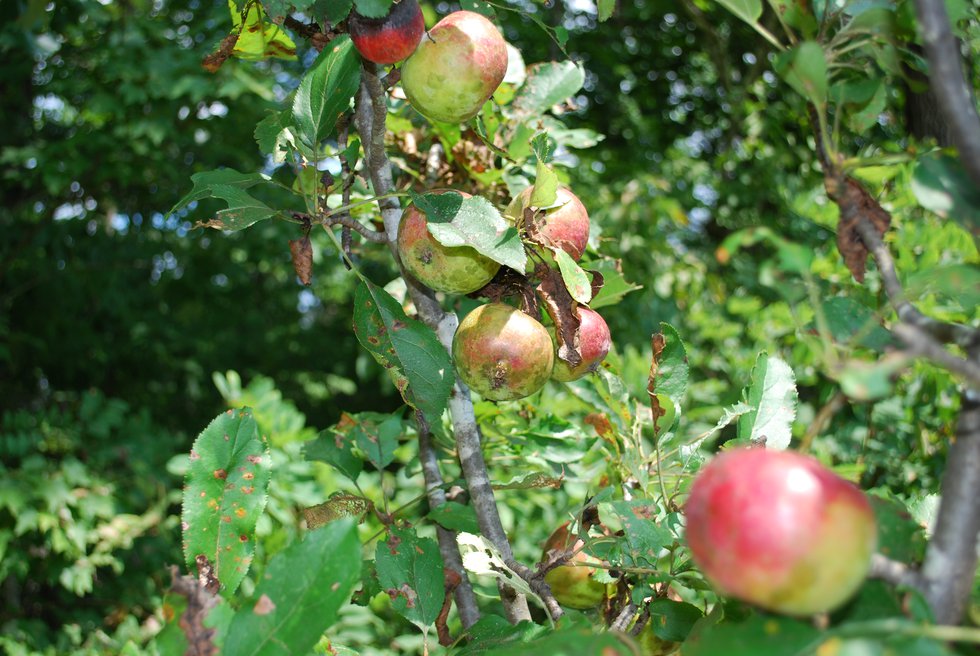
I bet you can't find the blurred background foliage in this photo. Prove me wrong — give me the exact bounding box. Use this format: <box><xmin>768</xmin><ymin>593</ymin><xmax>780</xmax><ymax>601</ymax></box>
<box><xmin>1</xmin><ymin>0</ymin><xmax>977</xmax><ymax>652</ymax></box>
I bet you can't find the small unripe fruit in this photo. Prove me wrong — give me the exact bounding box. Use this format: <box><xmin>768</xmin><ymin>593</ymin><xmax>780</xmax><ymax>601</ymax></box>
<box><xmin>541</xmin><ymin>523</ymin><xmax>606</xmax><ymax>610</ymax></box>
<box><xmin>452</xmin><ymin>303</ymin><xmax>554</xmax><ymax>401</ymax></box>
<box><xmin>347</xmin><ymin>0</ymin><xmax>425</xmax><ymax>65</ymax></box>
<box><xmin>507</xmin><ymin>186</ymin><xmax>590</xmax><ymax>261</ymax></box>
<box><xmin>400</xmin><ymin>11</ymin><xmax>508</xmax><ymax>123</ymax></box>
<box><xmin>685</xmin><ymin>448</ymin><xmax>877</xmax><ymax>615</ymax></box>
<box><xmin>552</xmin><ymin>307</ymin><xmax>611</xmax><ymax>382</ymax></box>
<box><xmin>397</xmin><ymin>192</ymin><xmax>500</xmax><ymax>295</ymax></box>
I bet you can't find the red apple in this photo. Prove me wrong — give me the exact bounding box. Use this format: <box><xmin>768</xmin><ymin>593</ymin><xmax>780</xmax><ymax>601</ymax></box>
<box><xmin>507</xmin><ymin>186</ymin><xmax>590</xmax><ymax>261</ymax></box>
<box><xmin>541</xmin><ymin>522</ymin><xmax>606</xmax><ymax>610</ymax></box>
<box><xmin>684</xmin><ymin>448</ymin><xmax>877</xmax><ymax>615</ymax></box>
<box><xmin>452</xmin><ymin>303</ymin><xmax>553</xmax><ymax>401</ymax></box>
<box><xmin>397</xmin><ymin>191</ymin><xmax>500</xmax><ymax>295</ymax></box>
<box><xmin>400</xmin><ymin>11</ymin><xmax>508</xmax><ymax>123</ymax></box>
<box><xmin>552</xmin><ymin>306</ymin><xmax>611</xmax><ymax>382</ymax></box>
<box><xmin>347</xmin><ymin>0</ymin><xmax>424</xmax><ymax>65</ymax></box>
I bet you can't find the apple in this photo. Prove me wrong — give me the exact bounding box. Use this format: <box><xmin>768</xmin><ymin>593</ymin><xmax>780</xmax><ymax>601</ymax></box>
<box><xmin>552</xmin><ymin>306</ymin><xmax>611</xmax><ymax>382</ymax></box>
<box><xmin>397</xmin><ymin>191</ymin><xmax>500</xmax><ymax>295</ymax></box>
<box><xmin>541</xmin><ymin>522</ymin><xmax>606</xmax><ymax>610</ymax></box>
<box><xmin>684</xmin><ymin>447</ymin><xmax>877</xmax><ymax>615</ymax></box>
<box><xmin>400</xmin><ymin>11</ymin><xmax>508</xmax><ymax>123</ymax></box>
<box><xmin>507</xmin><ymin>185</ymin><xmax>590</xmax><ymax>262</ymax></box>
<box><xmin>347</xmin><ymin>0</ymin><xmax>425</xmax><ymax>65</ymax></box>
<box><xmin>452</xmin><ymin>303</ymin><xmax>554</xmax><ymax>401</ymax></box>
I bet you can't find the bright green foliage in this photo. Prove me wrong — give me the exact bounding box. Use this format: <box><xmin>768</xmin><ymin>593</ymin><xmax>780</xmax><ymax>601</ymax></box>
<box><xmin>182</xmin><ymin>408</ymin><xmax>271</xmax><ymax>595</ymax></box>
<box><xmin>292</xmin><ymin>34</ymin><xmax>361</xmax><ymax>149</ymax></box>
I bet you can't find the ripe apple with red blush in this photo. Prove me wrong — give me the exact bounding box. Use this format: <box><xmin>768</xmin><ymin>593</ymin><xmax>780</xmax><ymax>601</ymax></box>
<box><xmin>347</xmin><ymin>0</ymin><xmax>425</xmax><ymax>65</ymax></box>
<box><xmin>684</xmin><ymin>447</ymin><xmax>877</xmax><ymax>615</ymax></box>
<box><xmin>507</xmin><ymin>185</ymin><xmax>590</xmax><ymax>262</ymax></box>
<box><xmin>452</xmin><ymin>303</ymin><xmax>554</xmax><ymax>401</ymax></box>
<box><xmin>400</xmin><ymin>11</ymin><xmax>508</xmax><ymax>123</ymax></box>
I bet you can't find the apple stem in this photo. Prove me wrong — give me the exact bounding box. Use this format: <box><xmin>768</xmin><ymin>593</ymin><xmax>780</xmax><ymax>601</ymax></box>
<box><xmin>354</xmin><ymin>61</ymin><xmax>547</xmax><ymax>624</ymax></box>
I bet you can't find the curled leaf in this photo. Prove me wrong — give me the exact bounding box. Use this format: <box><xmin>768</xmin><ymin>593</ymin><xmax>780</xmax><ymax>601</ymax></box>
<box><xmin>289</xmin><ymin>236</ymin><xmax>313</xmax><ymax>285</ymax></box>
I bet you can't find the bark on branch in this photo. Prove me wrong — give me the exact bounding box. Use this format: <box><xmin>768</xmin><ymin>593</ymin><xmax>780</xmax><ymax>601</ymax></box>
<box><xmin>353</xmin><ymin>62</ymin><xmax>535</xmax><ymax>623</ymax></box>
<box><xmin>912</xmin><ymin>0</ymin><xmax>980</xmax><ymax>186</ymax></box>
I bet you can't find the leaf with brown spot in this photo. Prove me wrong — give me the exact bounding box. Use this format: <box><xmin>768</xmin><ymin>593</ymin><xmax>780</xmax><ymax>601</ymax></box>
<box><xmin>492</xmin><ymin>471</ymin><xmax>564</xmax><ymax>490</ymax></box>
<box><xmin>252</xmin><ymin>594</ymin><xmax>276</xmax><ymax>615</ymax></box>
<box><xmin>303</xmin><ymin>494</ymin><xmax>373</xmax><ymax>529</ymax></box>
<box><xmin>646</xmin><ymin>323</ymin><xmax>688</xmax><ymax>436</ymax></box>
<box><xmin>375</xmin><ymin>526</ymin><xmax>445</xmax><ymax>627</ymax></box>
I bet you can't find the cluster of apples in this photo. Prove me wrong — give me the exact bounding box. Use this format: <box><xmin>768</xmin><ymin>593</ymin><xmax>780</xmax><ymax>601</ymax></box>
<box><xmin>348</xmin><ymin>1</ymin><xmax>508</xmax><ymax>123</ymax></box>
<box><xmin>348</xmin><ymin>1</ymin><xmax>611</xmax><ymax>402</ymax></box>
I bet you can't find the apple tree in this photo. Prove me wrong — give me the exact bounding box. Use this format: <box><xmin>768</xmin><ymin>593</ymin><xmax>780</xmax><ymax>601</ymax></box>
<box><xmin>163</xmin><ymin>0</ymin><xmax>980</xmax><ymax>654</ymax></box>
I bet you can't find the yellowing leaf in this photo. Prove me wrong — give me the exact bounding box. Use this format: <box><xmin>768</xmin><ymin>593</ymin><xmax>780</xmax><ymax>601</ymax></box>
<box><xmin>229</xmin><ymin>0</ymin><xmax>297</xmax><ymax>61</ymax></box>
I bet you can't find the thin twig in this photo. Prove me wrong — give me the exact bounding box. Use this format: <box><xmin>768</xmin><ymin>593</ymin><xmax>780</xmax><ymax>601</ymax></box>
<box><xmin>892</xmin><ymin>323</ymin><xmax>980</xmax><ymax>388</ymax></box>
<box><xmin>869</xmin><ymin>553</ymin><xmax>921</xmax><ymax>589</ymax></box>
<box><xmin>416</xmin><ymin>411</ymin><xmax>481</xmax><ymax>629</ymax></box>
<box><xmin>912</xmin><ymin>0</ymin><xmax>980</xmax><ymax>186</ymax></box>
<box><xmin>610</xmin><ymin>603</ymin><xmax>639</xmax><ymax>632</ymax></box>
<box><xmin>353</xmin><ymin>61</ymin><xmax>532</xmax><ymax>623</ymax></box>
<box><xmin>294</xmin><ymin>211</ymin><xmax>388</xmax><ymax>243</ymax></box>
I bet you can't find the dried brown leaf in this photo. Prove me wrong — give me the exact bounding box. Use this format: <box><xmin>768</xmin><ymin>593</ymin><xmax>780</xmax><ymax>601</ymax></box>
<box><xmin>827</xmin><ymin>176</ymin><xmax>891</xmax><ymax>282</ymax></box>
<box><xmin>289</xmin><ymin>236</ymin><xmax>313</xmax><ymax>286</ymax></box>
<box><xmin>537</xmin><ymin>266</ymin><xmax>581</xmax><ymax>367</ymax></box>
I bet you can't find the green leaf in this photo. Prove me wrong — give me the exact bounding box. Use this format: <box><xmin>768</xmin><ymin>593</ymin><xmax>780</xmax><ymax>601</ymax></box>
<box><xmin>838</xmin><ymin>6</ymin><xmax>895</xmax><ymax>38</ymax></box>
<box><xmin>906</xmin><ymin>264</ymin><xmax>980</xmax><ymax>311</ymax></box>
<box><xmin>181</xmin><ymin>408</ymin><xmax>271</xmax><ymax>595</ymax></box>
<box><xmin>652</xmin><ymin>322</ymin><xmax>689</xmax><ymax>419</ymax></box>
<box><xmin>313</xmin><ymin>0</ymin><xmax>353</xmax><ymax>25</ymax></box>
<box><xmin>197</xmin><ymin>185</ymin><xmax>277</xmax><ymax>231</ymax></box>
<box><xmin>411</xmin><ymin>192</ymin><xmax>527</xmax><ymax>271</ymax></box>
<box><xmin>511</xmin><ymin>61</ymin><xmax>585</xmax><ymax>119</ymax></box>
<box><xmin>554</xmin><ymin>249</ymin><xmax>592</xmax><ymax>304</ymax></box>
<box><xmin>531</xmin><ymin>159</ymin><xmax>559</xmax><ymax>208</ymax></box>
<box><xmin>583</xmin><ymin>258</ymin><xmax>642</xmax><ymax>309</ymax></box>
<box><xmin>848</xmin><ymin>79</ymin><xmax>887</xmax><ymax>133</ymax></box>
<box><xmin>352</xmin><ymin>281</ymin><xmax>454</xmax><ymax>421</ymax></box>
<box><xmin>224</xmin><ymin>521</ymin><xmax>361</xmax><ymax>656</ymax></box>
<box><xmin>911</xmin><ymin>152</ymin><xmax>980</xmax><ymax>234</ymax></box>
<box><xmin>292</xmin><ymin>34</ymin><xmax>361</xmax><ymax>149</ymax></box>
<box><xmin>767</xmin><ymin>0</ymin><xmax>817</xmax><ymax>36</ymax></box>
<box><xmin>169</xmin><ymin>169</ymin><xmax>270</xmax><ymax>217</ymax></box>
<box><xmin>426</xmin><ymin>501</ymin><xmax>480</xmax><ymax>534</ymax></box>
<box><xmin>375</xmin><ymin>526</ymin><xmax>445</xmax><ymax>627</ymax></box>
<box><xmin>480</xmin><ymin>624</ymin><xmax>632</xmax><ymax>656</ymax></box>
<box><xmin>736</xmin><ymin>352</ymin><xmax>798</xmax><ymax>450</ymax></box>
<box><xmin>838</xmin><ymin>356</ymin><xmax>907</xmax><ymax>401</ymax></box>
<box><xmin>715</xmin><ymin>0</ymin><xmax>763</xmax><ymax>26</ymax></box>
<box><xmin>229</xmin><ymin>0</ymin><xmax>297</xmax><ymax>61</ymax></box>
<box><xmin>606</xmin><ymin>500</ymin><xmax>673</xmax><ymax>567</ymax></box>
<box><xmin>352</xmin><ymin>412</ymin><xmax>401</xmax><ymax>471</ymax></box>
<box><xmin>683</xmin><ymin>614</ymin><xmax>821</xmax><ymax>656</ymax></box>
<box><xmin>774</xmin><ymin>41</ymin><xmax>828</xmax><ymax>106</ymax></box>
<box><xmin>304</xmin><ymin>418</ymin><xmax>364</xmax><ymax>481</ymax></box>
<box><xmin>868</xmin><ymin>492</ymin><xmax>928</xmax><ymax>563</ymax></box>
<box><xmin>647</xmin><ymin>599</ymin><xmax>703</xmax><ymax>642</ymax></box>
<box><xmin>529</xmin><ymin>131</ymin><xmax>557</xmax><ymax>164</ymax></box>
<box><xmin>597</xmin><ymin>0</ymin><xmax>615</xmax><ymax>21</ymax></box>
<box><xmin>492</xmin><ymin>472</ymin><xmax>564</xmax><ymax>490</ymax></box>
<box><xmin>353</xmin><ymin>0</ymin><xmax>394</xmax><ymax>18</ymax></box>
<box><xmin>817</xmin><ymin>297</ymin><xmax>894</xmax><ymax>352</ymax></box>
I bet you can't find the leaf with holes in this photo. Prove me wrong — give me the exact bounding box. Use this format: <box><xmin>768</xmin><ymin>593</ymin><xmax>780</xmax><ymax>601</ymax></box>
<box><xmin>736</xmin><ymin>352</ymin><xmax>798</xmax><ymax>450</ymax></box>
<box><xmin>228</xmin><ymin>0</ymin><xmax>296</xmax><ymax>60</ymax></box>
<box><xmin>352</xmin><ymin>281</ymin><xmax>454</xmax><ymax>421</ymax></box>
<box><xmin>292</xmin><ymin>34</ymin><xmax>361</xmax><ymax>149</ymax></box>
<box><xmin>168</xmin><ymin>169</ymin><xmax>271</xmax><ymax>218</ymax></box>
<box><xmin>375</xmin><ymin>526</ymin><xmax>445</xmax><ymax>627</ymax></box>
<box><xmin>194</xmin><ymin>185</ymin><xmax>277</xmax><ymax>231</ymax></box>
<box><xmin>224</xmin><ymin>520</ymin><xmax>361</xmax><ymax>656</ymax></box>
<box><xmin>181</xmin><ymin>408</ymin><xmax>270</xmax><ymax>595</ymax></box>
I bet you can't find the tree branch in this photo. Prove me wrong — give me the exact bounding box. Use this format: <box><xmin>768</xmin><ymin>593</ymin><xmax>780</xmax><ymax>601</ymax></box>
<box><xmin>891</xmin><ymin>323</ymin><xmax>980</xmax><ymax>388</ymax></box>
<box><xmin>353</xmin><ymin>62</ymin><xmax>532</xmax><ymax>623</ymax></box>
<box><xmin>294</xmin><ymin>211</ymin><xmax>388</xmax><ymax>243</ymax></box>
<box><xmin>920</xmin><ymin>337</ymin><xmax>980</xmax><ymax>624</ymax></box>
<box><xmin>912</xmin><ymin>0</ymin><xmax>980</xmax><ymax>187</ymax></box>
<box><xmin>853</xmin><ymin>219</ymin><xmax>973</xmax><ymax>347</ymax></box>
<box><xmin>416</xmin><ymin>411</ymin><xmax>480</xmax><ymax>629</ymax></box>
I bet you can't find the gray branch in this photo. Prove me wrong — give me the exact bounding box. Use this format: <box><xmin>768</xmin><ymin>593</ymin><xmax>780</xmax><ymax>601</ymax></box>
<box><xmin>869</xmin><ymin>553</ymin><xmax>921</xmax><ymax>589</ymax></box>
<box><xmin>415</xmin><ymin>411</ymin><xmax>480</xmax><ymax>629</ymax></box>
<box><xmin>913</xmin><ymin>0</ymin><xmax>980</xmax><ymax>187</ymax></box>
<box><xmin>919</xmin><ymin>338</ymin><xmax>980</xmax><ymax>624</ymax></box>
<box><xmin>354</xmin><ymin>62</ymin><xmax>532</xmax><ymax>623</ymax></box>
